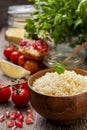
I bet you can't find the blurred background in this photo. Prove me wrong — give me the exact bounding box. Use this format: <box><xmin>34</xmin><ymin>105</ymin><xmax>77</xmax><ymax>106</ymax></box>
<box><xmin>0</xmin><ymin>0</ymin><xmax>34</xmax><ymax>29</ymax></box>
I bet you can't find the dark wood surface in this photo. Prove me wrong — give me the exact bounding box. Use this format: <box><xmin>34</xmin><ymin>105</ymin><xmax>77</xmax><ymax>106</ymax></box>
<box><xmin>0</xmin><ymin>28</ymin><xmax>87</xmax><ymax>130</ymax></box>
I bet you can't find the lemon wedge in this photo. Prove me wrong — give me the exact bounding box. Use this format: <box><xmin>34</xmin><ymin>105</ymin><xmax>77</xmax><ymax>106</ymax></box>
<box><xmin>0</xmin><ymin>60</ymin><xmax>31</xmax><ymax>78</ymax></box>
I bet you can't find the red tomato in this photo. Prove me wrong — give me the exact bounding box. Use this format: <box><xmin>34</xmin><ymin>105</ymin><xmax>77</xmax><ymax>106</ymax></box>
<box><xmin>22</xmin><ymin>82</ymin><xmax>28</xmax><ymax>90</ymax></box>
<box><xmin>17</xmin><ymin>55</ymin><xmax>26</xmax><ymax>67</ymax></box>
<box><xmin>12</xmin><ymin>79</ymin><xmax>28</xmax><ymax>91</ymax></box>
<box><xmin>3</xmin><ymin>45</ymin><xmax>15</xmax><ymax>60</ymax></box>
<box><xmin>19</xmin><ymin>78</ymin><xmax>28</xmax><ymax>90</ymax></box>
<box><xmin>24</xmin><ymin>60</ymin><xmax>39</xmax><ymax>74</ymax></box>
<box><xmin>11</xmin><ymin>88</ymin><xmax>29</xmax><ymax>107</ymax></box>
<box><xmin>12</xmin><ymin>82</ymin><xmax>28</xmax><ymax>91</ymax></box>
<box><xmin>17</xmin><ymin>50</ymin><xmax>22</xmax><ymax>56</ymax></box>
<box><xmin>23</xmin><ymin>53</ymin><xmax>35</xmax><ymax>60</ymax></box>
<box><xmin>0</xmin><ymin>84</ymin><xmax>11</xmax><ymax>103</ymax></box>
<box><xmin>12</xmin><ymin>84</ymin><xmax>21</xmax><ymax>91</ymax></box>
<box><xmin>10</xmin><ymin>51</ymin><xmax>21</xmax><ymax>64</ymax></box>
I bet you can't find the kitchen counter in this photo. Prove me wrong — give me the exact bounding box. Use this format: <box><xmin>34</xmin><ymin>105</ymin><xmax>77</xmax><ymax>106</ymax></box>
<box><xmin>0</xmin><ymin>28</ymin><xmax>87</xmax><ymax>130</ymax></box>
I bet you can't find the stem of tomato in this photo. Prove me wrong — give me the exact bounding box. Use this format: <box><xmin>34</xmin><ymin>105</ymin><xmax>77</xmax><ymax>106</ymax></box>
<box><xmin>0</xmin><ymin>81</ymin><xmax>27</xmax><ymax>90</ymax></box>
<box><xmin>15</xmin><ymin>88</ymin><xmax>21</xmax><ymax>95</ymax></box>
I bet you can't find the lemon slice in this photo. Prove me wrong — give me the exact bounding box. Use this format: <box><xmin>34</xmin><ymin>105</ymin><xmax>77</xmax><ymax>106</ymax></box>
<box><xmin>0</xmin><ymin>60</ymin><xmax>31</xmax><ymax>78</ymax></box>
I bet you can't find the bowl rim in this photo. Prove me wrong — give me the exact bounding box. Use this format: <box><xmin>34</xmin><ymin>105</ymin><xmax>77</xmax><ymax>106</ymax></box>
<box><xmin>28</xmin><ymin>67</ymin><xmax>87</xmax><ymax>98</ymax></box>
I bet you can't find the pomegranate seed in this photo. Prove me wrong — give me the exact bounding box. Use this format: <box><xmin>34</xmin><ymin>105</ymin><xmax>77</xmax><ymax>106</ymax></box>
<box><xmin>7</xmin><ymin>120</ymin><xmax>14</xmax><ymax>127</ymax></box>
<box><xmin>0</xmin><ymin>115</ymin><xmax>5</xmax><ymax>122</ymax></box>
<box><xmin>25</xmin><ymin>118</ymin><xmax>33</xmax><ymax>125</ymax></box>
<box><xmin>15</xmin><ymin>119</ymin><xmax>23</xmax><ymax>128</ymax></box>
<box><xmin>10</xmin><ymin>112</ymin><xmax>17</xmax><ymax>120</ymax></box>
<box><xmin>27</xmin><ymin>113</ymin><xmax>34</xmax><ymax>119</ymax></box>
<box><xmin>27</xmin><ymin>109</ymin><xmax>34</xmax><ymax>119</ymax></box>
<box><xmin>16</xmin><ymin>111</ymin><xmax>22</xmax><ymax>117</ymax></box>
<box><xmin>6</xmin><ymin>111</ymin><xmax>10</xmax><ymax>118</ymax></box>
<box><xmin>42</xmin><ymin>45</ymin><xmax>48</xmax><ymax>52</ymax></box>
<box><xmin>17</xmin><ymin>114</ymin><xmax>24</xmax><ymax>121</ymax></box>
<box><xmin>10</xmin><ymin>115</ymin><xmax>16</xmax><ymax>120</ymax></box>
<box><xmin>20</xmin><ymin>40</ymin><xmax>27</xmax><ymax>46</ymax></box>
<box><xmin>12</xmin><ymin>112</ymin><xmax>17</xmax><ymax>116</ymax></box>
<box><xmin>27</xmin><ymin>109</ymin><xmax>32</xmax><ymax>114</ymax></box>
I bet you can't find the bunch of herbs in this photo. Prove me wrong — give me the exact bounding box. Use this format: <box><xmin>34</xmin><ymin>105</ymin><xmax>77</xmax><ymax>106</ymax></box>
<box><xmin>25</xmin><ymin>0</ymin><xmax>87</xmax><ymax>46</ymax></box>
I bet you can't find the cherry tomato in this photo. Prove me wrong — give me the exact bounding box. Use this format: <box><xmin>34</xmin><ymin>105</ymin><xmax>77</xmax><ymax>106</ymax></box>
<box><xmin>11</xmin><ymin>88</ymin><xmax>29</xmax><ymax>107</ymax></box>
<box><xmin>22</xmin><ymin>82</ymin><xmax>28</xmax><ymax>90</ymax></box>
<box><xmin>12</xmin><ymin>79</ymin><xmax>28</xmax><ymax>91</ymax></box>
<box><xmin>17</xmin><ymin>55</ymin><xmax>26</xmax><ymax>67</ymax></box>
<box><xmin>18</xmin><ymin>78</ymin><xmax>28</xmax><ymax>90</ymax></box>
<box><xmin>12</xmin><ymin>84</ymin><xmax>21</xmax><ymax>91</ymax></box>
<box><xmin>3</xmin><ymin>45</ymin><xmax>15</xmax><ymax>60</ymax></box>
<box><xmin>23</xmin><ymin>53</ymin><xmax>35</xmax><ymax>60</ymax></box>
<box><xmin>0</xmin><ymin>84</ymin><xmax>11</xmax><ymax>103</ymax></box>
<box><xmin>10</xmin><ymin>51</ymin><xmax>21</xmax><ymax>64</ymax></box>
<box><xmin>24</xmin><ymin>60</ymin><xmax>39</xmax><ymax>74</ymax></box>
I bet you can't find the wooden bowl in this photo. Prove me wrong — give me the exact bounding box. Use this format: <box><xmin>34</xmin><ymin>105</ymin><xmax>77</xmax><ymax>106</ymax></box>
<box><xmin>28</xmin><ymin>68</ymin><xmax>87</xmax><ymax>124</ymax></box>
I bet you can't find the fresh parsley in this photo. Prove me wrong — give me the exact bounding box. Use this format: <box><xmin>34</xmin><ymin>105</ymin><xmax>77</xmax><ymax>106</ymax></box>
<box><xmin>54</xmin><ymin>62</ymin><xmax>66</xmax><ymax>74</ymax></box>
<box><xmin>25</xmin><ymin>0</ymin><xmax>87</xmax><ymax>46</ymax></box>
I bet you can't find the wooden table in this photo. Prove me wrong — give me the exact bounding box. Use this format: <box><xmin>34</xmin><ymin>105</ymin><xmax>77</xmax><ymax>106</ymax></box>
<box><xmin>0</xmin><ymin>28</ymin><xmax>87</xmax><ymax>130</ymax></box>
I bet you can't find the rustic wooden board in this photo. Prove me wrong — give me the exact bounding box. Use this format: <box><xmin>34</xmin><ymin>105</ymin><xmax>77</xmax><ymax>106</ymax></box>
<box><xmin>0</xmin><ymin>28</ymin><xmax>87</xmax><ymax>130</ymax></box>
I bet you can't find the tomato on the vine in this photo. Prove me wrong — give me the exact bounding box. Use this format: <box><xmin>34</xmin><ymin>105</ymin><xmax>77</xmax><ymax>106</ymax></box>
<box><xmin>12</xmin><ymin>84</ymin><xmax>21</xmax><ymax>91</ymax></box>
<box><xmin>10</xmin><ymin>51</ymin><xmax>21</xmax><ymax>64</ymax></box>
<box><xmin>12</xmin><ymin>83</ymin><xmax>29</xmax><ymax>91</ymax></box>
<box><xmin>19</xmin><ymin>78</ymin><xmax>28</xmax><ymax>90</ymax></box>
<box><xmin>0</xmin><ymin>84</ymin><xmax>11</xmax><ymax>103</ymax></box>
<box><xmin>12</xmin><ymin>79</ymin><xmax>28</xmax><ymax>91</ymax></box>
<box><xmin>22</xmin><ymin>82</ymin><xmax>28</xmax><ymax>90</ymax></box>
<box><xmin>11</xmin><ymin>88</ymin><xmax>29</xmax><ymax>107</ymax></box>
<box><xmin>3</xmin><ymin>45</ymin><xmax>15</xmax><ymax>60</ymax></box>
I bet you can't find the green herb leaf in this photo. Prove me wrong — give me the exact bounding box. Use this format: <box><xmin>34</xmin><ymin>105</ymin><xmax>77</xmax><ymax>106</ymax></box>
<box><xmin>54</xmin><ymin>62</ymin><xmax>66</xmax><ymax>74</ymax></box>
<box><xmin>25</xmin><ymin>0</ymin><xmax>87</xmax><ymax>45</ymax></box>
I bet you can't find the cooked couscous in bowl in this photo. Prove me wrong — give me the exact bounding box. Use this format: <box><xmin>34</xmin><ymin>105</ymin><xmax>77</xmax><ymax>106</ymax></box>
<box><xmin>32</xmin><ymin>70</ymin><xmax>87</xmax><ymax>96</ymax></box>
<box><xmin>28</xmin><ymin>68</ymin><xmax>87</xmax><ymax>124</ymax></box>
